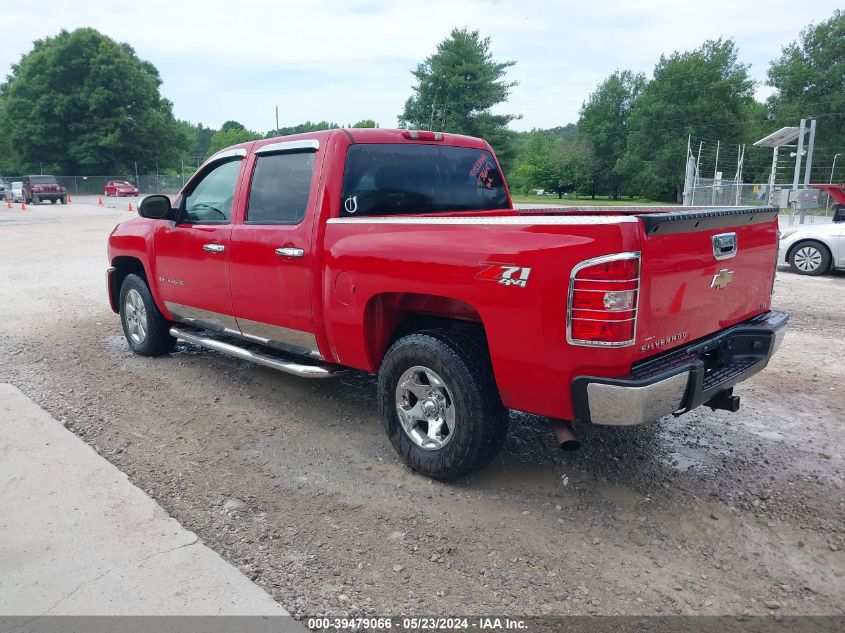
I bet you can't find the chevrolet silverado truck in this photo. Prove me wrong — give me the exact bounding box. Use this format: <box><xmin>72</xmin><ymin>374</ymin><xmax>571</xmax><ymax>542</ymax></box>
<box><xmin>23</xmin><ymin>175</ymin><xmax>67</xmax><ymax>204</ymax></box>
<box><xmin>107</xmin><ymin>128</ymin><xmax>787</xmax><ymax>480</ymax></box>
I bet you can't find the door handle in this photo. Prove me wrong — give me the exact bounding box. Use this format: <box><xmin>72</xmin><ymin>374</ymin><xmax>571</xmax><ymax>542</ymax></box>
<box><xmin>203</xmin><ymin>243</ymin><xmax>225</xmax><ymax>253</ymax></box>
<box><xmin>275</xmin><ymin>247</ymin><xmax>304</xmax><ymax>258</ymax></box>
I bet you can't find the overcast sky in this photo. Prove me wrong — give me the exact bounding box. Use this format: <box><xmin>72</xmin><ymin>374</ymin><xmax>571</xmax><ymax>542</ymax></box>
<box><xmin>2</xmin><ymin>1</ymin><xmax>839</xmax><ymax>133</ymax></box>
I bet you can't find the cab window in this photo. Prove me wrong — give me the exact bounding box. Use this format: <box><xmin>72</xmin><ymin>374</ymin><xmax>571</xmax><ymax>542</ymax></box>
<box><xmin>183</xmin><ymin>159</ymin><xmax>242</xmax><ymax>224</ymax></box>
<box><xmin>246</xmin><ymin>151</ymin><xmax>316</xmax><ymax>224</ymax></box>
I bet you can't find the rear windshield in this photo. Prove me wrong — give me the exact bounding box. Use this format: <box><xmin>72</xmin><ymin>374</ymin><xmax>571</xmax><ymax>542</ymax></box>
<box><xmin>31</xmin><ymin>176</ymin><xmax>57</xmax><ymax>184</ymax></box>
<box><xmin>340</xmin><ymin>144</ymin><xmax>508</xmax><ymax>216</ymax></box>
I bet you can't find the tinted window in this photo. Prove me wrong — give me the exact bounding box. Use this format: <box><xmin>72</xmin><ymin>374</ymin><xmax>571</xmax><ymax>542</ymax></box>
<box><xmin>340</xmin><ymin>144</ymin><xmax>508</xmax><ymax>216</ymax></box>
<box><xmin>183</xmin><ymin>159</ymin><xmax>242</xmax><ymax>223</ymax></box>
<box><xmin>31</xmin><ymin>176</ymin><xmax>57</xmax><ymax>185</ymax></box>
<box><xmin>247</xmin><ymin>151</ymin><xmax>315</xmax><ymax>224</ymax></box>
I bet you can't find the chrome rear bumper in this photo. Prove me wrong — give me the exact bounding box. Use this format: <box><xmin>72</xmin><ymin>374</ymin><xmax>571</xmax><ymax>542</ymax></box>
<box><xmin>572</xmin><ymin>311</ymin><xmax>788</xmax><ymax>426</ymax></box>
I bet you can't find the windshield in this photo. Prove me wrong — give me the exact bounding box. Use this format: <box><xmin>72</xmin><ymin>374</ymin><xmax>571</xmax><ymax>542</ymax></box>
<box><xmin>31</xmin><ymin>176</ymin><xmax>57</xmax><ymax>185</ymax></box>
<box><xmin>340</xmin><ymin>144</ymin><xmax>508</xmax><ymax>216</ymax></box>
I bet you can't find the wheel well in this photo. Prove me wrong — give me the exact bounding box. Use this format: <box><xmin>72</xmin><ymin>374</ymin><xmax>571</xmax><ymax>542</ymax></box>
<box><xmin>787</xmin><ymin>239</ymin><xmax>832</xmax><ymax>269</ymax></box>
<box><xmin>110</xmin><ymin>256</ymin><xmax>148</xmax><ymax>309</ymax></box>
<box><xmin>364</xmin><ymin>293</ymin><xmax>488</xmax><ymax>369</ymax></box>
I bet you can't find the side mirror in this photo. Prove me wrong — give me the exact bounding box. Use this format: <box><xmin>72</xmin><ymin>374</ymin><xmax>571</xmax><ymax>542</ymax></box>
<box><xmin>138</xmin><ymin>194</ymin><xmax>174</xmax><ymax>219</ymax></box>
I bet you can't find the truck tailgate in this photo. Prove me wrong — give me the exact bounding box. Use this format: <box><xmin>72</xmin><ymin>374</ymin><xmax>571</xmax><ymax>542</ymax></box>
<box><xmin>634</xmin><ymin>207</ymin><xmax>779</xmax><ymax>361</ymax></box>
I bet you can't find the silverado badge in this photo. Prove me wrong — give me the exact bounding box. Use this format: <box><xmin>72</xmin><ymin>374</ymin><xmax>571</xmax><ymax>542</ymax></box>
<box><xmin>711</xmin><ymin>269</ymin><xmax>734</xmax><ymax>290</ymax></box>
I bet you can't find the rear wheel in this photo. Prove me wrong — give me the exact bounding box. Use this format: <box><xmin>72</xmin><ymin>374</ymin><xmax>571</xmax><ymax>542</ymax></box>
<box><xmin>378</xmin><ymin>329</ymin><xmax>508</xmax><ymax>481</ymax></box>
<box><xmin>789</xmin><ymin>241</ymin><xmax>830</xmax><ymax>276</ymax></box>
<box><xmin>119</xmin><ymin>273</ymin><xmax>176</xmax><ymax>356</ymax></box>
<box><xmin>32</xmin><ymin>195</ymin><xmax>39</xmax><ymax>205</ymax></box>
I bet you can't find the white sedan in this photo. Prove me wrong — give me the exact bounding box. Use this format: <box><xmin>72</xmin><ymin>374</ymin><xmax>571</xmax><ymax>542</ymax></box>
<box><xmin>778</xmin><ymin>221</ymin><xmax>845</xmax><ymax>275</ymax></box>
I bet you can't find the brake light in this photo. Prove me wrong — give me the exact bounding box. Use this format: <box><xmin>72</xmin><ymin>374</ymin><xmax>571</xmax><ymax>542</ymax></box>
<box><xmin>567</xmin><ymin>252</ymin><xmax>641</xmax><ymax>347</ymax></box>
<box><xmin>401</xmin><ymin>130</ymin><xmax>443</xmax><ymax>141</ymax></box>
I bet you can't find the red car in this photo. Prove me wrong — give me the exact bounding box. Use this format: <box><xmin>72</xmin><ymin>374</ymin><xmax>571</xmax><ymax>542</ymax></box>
<box><xmin>104</xmin><ymin>180</ymin><xmax>139</xmax><ymax>197</ymax></box>
<box><xmin>106</xmin><ymin>129</ymin><xmax>787</xmax><ymax>480</ymax></box>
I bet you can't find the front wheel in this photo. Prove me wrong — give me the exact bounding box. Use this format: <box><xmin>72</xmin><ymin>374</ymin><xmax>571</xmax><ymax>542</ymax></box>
<box><xmin>378</xmin><ymin>330</ymin><xmax>508</xmax><ymax>481</ymax></box>
<box><xmin>32</xmin><ymin>195</ymin><xmax>39</xmax><ymax>205</ymax></box>
<box><xmin>119</xmin><ymin>273</ymin><xmax>176</xmax><ymax>356</ymax></box>
<box><xmin>789</xmin><ymin>241</ymin><xmax>830</xmax><ymax>276</ymax></box>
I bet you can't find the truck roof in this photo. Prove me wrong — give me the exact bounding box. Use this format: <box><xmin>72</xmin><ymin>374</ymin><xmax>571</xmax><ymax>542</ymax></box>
<box><xmin>208</xmin><ymin>128</ymin><xmax>491</xmax><ymax>166</ymax></box>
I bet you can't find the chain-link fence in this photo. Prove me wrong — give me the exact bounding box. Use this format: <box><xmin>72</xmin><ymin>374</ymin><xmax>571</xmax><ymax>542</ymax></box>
<box><xmin>1</xmin><ymin>174</ymin><xmax>189</xmax><ymax>195</ymax></box>
<box><xmin>688</xmin><ymin>179</ymin><xmax>835</xmax><ymax>211</ymax></box>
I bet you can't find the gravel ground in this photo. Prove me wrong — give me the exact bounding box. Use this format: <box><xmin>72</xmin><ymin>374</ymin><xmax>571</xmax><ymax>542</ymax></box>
<box><xmin>0</xmin><ymin>201</ymin><xmax>843</xmax><ymax>619</ymax></box>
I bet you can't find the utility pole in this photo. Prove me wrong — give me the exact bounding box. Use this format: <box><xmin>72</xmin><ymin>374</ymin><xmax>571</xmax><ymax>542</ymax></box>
<box><xmin>712</xmin><ymin>141</ymin><xmax>720</xmax><ymax>205</ymax></box>
<box><xmin>275</xmin><ymin>105</ymin><xmax>279</xmax><ymax>135</ymax></box>
<box><xmin>827</xmin><ymin>153</ymin><xmax>841</xmax><ymax>213</ymax></box>
<box><xmin>802</xmin><ymin>119</ymin><xmax>817</xmax><ymax>189</ymax></box>
<box><xmin>792</xmin><ymin>119</ymin><xmax>806</xmax><ymax>225</ymax></box>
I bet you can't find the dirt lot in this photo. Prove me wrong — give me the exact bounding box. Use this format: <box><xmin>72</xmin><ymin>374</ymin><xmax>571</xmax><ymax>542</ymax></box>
<box><xmin>1</xmin><ymin>200</ymin><xmax>843</xmax><ymax>618</ymax></box>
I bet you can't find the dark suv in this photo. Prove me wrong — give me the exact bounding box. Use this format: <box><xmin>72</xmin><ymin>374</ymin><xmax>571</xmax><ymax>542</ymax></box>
<box><xmin>24</xmin><ymin>175</ymin><xmax>67</xmax><ymax>204</ymax></box>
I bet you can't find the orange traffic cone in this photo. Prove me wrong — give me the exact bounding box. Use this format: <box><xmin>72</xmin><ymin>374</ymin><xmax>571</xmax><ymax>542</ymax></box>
<box><xmin>20</xmin><ymin>200</ymin><xmax>26</xmax><ymax>210</ymax></box>
<box><xmin>98</xmin><ymin>196</ymin><xmax>103</xmax><ymax>205</ymax></box>
<box><xmin>5</xmin><ymin>199</ymin><xmax>11</xmax><ymax>209</ymax></box>
<box><xmin>128</xmin><ymin>202</ymin><xmax>134</xmax><ymax>212</ymax></box>
<box><xmin>67</xmin><ymin>194</ymin><xmax>73</xmax><ymax>203</ymax></box>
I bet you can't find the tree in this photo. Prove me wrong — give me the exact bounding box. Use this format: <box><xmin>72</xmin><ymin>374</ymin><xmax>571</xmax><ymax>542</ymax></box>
<box><xmin>510</xmin><ymin>131</ymin><xmax>594</xmax><ymax>198</ymax></box>
<box><xmin>352</xmin><ymin>119</ymin><xmax>378</xmax><ymax>128</ymax></box>
<box><xmin>620</xmin><ymin>39</ymin><xmax>756</xmax><ymax>201</ymax></box>
<box><xmin>767</xmin><ymin>9</ymin><xmax>845</xmax><ymax>183</ymax></box>
<box><xmin>0</xmin><ymin>28</ymin><xmax>187</xmax><ymax>174</ymax></box>
<box><xmin>399</xmin><ymin>28</ymin><xmax>519</xmax><ymax>161</ymax></box>
<box><xmin>578</xmin><ymin>70</ymin><xmax>645</xmax><ymax>198</ymax></box>
<box><xmin>206</xmin><ymin>121</ymin><xmax>261</xmax><ymax>158</ymax></box>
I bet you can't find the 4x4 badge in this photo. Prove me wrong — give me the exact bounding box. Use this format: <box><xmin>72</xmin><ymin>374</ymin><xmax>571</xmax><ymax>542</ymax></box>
<box><xmin>711</xmin><ymin>269</ymin><xmax>734</xmax><ymax>290</ymax></box>
<box><xmin>476</xmin><ymin>263</ymin><xmax>531</xmax><ymax>288</ymax></box>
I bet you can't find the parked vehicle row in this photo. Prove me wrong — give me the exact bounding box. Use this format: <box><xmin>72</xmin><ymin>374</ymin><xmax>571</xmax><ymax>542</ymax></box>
<box><xmin>1</xmin><ymin>179</ymin><xmax>25</xmax><ymax>202</ymax></box>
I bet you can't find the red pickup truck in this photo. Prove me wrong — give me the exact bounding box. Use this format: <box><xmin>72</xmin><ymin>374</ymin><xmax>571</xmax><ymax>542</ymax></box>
<box><xmin>107</xmin><ymin>128</ymin><xmax>787</xmax><ymax>480</ymax></box>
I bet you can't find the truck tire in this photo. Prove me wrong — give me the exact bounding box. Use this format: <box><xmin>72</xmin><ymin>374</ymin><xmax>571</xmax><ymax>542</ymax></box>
<box><xmin>119</xmin><ymin>273</ymin><xmax>176</xmax><ymax>356</ymax></box>
<box><xmin>60</xmin><ymin>196</ymin><xmax>67</xmax><ymax>204</ymax></box>
<box><xmin>788</xmin><ymin>241</ymin><xmax>831</xmax><ymax>276</ymax></box>
<box><xmin>32</xmin><ymin>195</ymin><xmax>40</xmax><ymax>205</ymax></box>
<box><xmin>378</xmin><ymin>329</ymin><xmax>508</xmax><ymax>481</ymax></box>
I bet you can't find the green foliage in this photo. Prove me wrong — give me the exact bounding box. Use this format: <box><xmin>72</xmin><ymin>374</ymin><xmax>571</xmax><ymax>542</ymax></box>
<box><xmin>399</xmin><ymin>28</ymin><xmax>519</xmax><ymax>161</ymax></box>
<box><xmin>206</xmin><ymin>122</ymin><xmax>261</xmax><ymax>158</ymax></box>
<box><xmin>577</xmin><ymin>70</ymin><xmax>645</xmax><ymax>198</ymax></box>
<box><xmin>268</xmin><ymin>121</ymin><xmax>342</xmax><ymax>137</ymax></box>
<box><xmin>621</xmin><ymin>39</ymin><xmax>756</xmax><ymax>201</ymax></box>
<box><xmin>510</xmin><ymin>129</ymin><xmax>594</xmax><ymax>198</ymax></box>
<box><xmin>767</xmin><ymin>9</ymin><xmax>845</xmax><ymax>183</ymax></box>
<box><xmin>0</xmin><ymin>28</ymin><xmax>187</xmax><ymax>174</ymax></box>
<box><xmin>352</xmin><ymin>119</ymin><xmax>378</xmax><ymax>128</ymax></box>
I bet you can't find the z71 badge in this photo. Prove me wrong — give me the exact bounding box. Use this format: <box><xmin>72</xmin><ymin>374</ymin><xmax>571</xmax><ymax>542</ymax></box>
<box><xmin>476</xmin><ymin>262</ymin><xmax>532</xmax><ymax>288</ymax></box>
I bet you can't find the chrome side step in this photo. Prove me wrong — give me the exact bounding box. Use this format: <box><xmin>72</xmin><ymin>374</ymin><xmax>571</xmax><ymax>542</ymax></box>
<box><xmin>169</xmin><ymin>327</ymin><xmax>344</xmax><ymax>379</ymax></box>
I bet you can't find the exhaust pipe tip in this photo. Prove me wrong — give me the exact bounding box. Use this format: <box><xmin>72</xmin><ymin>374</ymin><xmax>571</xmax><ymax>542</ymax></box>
<box><xmin>551</xmin><ymin>421</ymin><xmax>580</xmax><ymax>451</ymax></box>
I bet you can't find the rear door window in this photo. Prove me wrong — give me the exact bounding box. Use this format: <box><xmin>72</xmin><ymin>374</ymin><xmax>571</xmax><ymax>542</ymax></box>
<box><xmin>246</xmin><ymin>151</ymin><xmax>316</xmax><ymax>224</ymax></box>
<box><xmin>340</xmin><ymin>144</ymin><xmax>508</xmax><ymax>216</ymax></box>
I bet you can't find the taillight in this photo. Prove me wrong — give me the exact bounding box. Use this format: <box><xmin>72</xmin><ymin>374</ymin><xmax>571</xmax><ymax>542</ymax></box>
<box><xmin>567</xmin><ymin>252</ymin><xmax>641</xmax><ymax>347</ymax></box>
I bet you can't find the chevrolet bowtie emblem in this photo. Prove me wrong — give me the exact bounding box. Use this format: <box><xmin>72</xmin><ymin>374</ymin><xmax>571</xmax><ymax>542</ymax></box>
<box><xmin>711</xmin><ymin>269</ymin><xmax>734</xmax><ymax>290</ymax></box>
